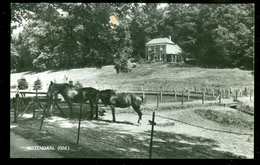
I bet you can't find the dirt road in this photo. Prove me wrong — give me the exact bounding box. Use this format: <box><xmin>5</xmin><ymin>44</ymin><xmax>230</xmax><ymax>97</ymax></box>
<box><xmin>10</xmin><ymin>130</ymin><xmax>63</xmax><ymax>158</ymax></box>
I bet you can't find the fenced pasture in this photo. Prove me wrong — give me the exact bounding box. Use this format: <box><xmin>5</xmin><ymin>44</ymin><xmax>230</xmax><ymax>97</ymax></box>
<box><xmin>10</xmin><ymin>84</ymin><xmax>254</xmax><ymax>158</ymax></box>
<box><xmin>10</xmin><ymin>64</ymin><xmax>254</xmax><ymax>158</ymax></box>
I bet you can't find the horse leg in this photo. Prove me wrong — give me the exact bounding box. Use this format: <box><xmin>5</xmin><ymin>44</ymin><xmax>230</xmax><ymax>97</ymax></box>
<box><xmin>94</xmin><ymin>99</ymin><xmax>99</xmax><ymax>120</ymax></box>
<box><xmin>68</xmin><ymin>101</ymin><xmax>74</xmax><ymax>119</ymax></box>
<box><xmin>110</xmin><ymin>104</ymin><xmax>116</xmax><ymax>122</ymax></box>
<box><xmin>89</xmin><ymin>100</ymin><xmax>94</xmax><ymax>119</ymax></box>
<box><xmin>133</xmin><ymin>107</ymin><xmax>142</xmax><ymax>124</ymax></box>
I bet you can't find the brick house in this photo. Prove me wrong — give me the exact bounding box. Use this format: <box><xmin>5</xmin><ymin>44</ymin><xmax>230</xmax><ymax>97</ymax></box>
<box><xmin>145</xmin><ymin>36</ymin><xmax>183</xmax><ymax>62</ymax></box>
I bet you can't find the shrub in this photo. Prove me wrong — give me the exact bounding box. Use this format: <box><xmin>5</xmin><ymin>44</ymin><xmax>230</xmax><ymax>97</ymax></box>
<box><xmin>11</xmin><ymin>84</ymin><xmax>17</xmax><ymax>89</ymax></box>
<box><xmin>33</xmin><ymin>78</ymin><xmax>42</xmax><ymax>90</ymax></box>
<box><xmin>74</xmin><ymin>80</ymin><xmax>83</xmax><ymax>88</ymax></box>
<box><xmin>114</xmin><ymin>58</ymin><xmax>131</xmax><ymax>73</ymax></box>
<box><xmin>17</xmin><ymin>77</ymin><xmax>28</xmax><ymax>90</ymax></box>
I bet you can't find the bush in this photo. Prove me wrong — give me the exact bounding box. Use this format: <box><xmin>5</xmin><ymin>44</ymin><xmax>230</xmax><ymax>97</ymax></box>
<box><xmin>74</xmin><ymin>80</ymin><xmax>83</xmax><ymax>88</ymax></box>
<box><xmin>11</xmin><ymin>84</ymin><xmax>17</xmax><ymax>89</ymax></box>
<box><xmin>17</xmin><ymin>77</ymin><xmax>28</xmax><ymax>90</ymax></box>
<box><xmin>114</xmin><ymin>58</ymin><xmax>131</xmax><ymax>73</ymax></box>
<box><xmin>33</xmin><ymin>78</ymin><xmax>42</xmax><ymax>90</ymax></box>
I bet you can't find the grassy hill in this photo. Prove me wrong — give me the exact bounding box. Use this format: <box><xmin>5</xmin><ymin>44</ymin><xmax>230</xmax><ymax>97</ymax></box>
<box><xmin>10</xmin><ymin>62</ymin><xmax>254</xmax><ymax>92</ymax></box>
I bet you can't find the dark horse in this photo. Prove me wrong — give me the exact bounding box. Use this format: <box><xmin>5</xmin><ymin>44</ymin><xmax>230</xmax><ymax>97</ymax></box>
<box><xmin>97</xmin><ymin>89</ymin><xmax>143</xmax><ymax>124</ymax></box>
<box><xmin>46</xmin><ymin>81</ymin><xmax>99</xmax><ymax>119</ymax></box>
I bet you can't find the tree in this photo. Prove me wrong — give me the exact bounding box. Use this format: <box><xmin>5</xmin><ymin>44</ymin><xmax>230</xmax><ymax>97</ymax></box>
<box><xmin>17</xmin><ymin>78</ymin><xmax>28</xmax><ymax>90</ymax></box>
<box><xmin>33</xmin><ymin>78</ymin><xmax>42</xmax><ymax>90</ymax></box>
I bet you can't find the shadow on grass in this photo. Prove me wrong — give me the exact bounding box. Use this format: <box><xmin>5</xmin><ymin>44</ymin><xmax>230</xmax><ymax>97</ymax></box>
<box><xmin>11</xmin><ymin>105</ymin><xmax>248</xmax><ymax>158</ymax></box>
<box><xmin>97</xmin><ymin>129</ymin><xmax>246</xmax><ymax>159</ymax></box>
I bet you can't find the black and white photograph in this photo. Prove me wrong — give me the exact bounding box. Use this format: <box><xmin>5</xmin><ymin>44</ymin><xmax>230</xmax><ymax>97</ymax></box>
<box><xmin>10</xmin><ymin>3</ymin><xmax>254</xmax><ymax>159</ymax></box>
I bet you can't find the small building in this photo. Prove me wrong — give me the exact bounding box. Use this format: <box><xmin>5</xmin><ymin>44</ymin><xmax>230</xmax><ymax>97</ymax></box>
<box><xmin>145</xmin><ymin>36</ymin><xmax>183</xmax><ymax>62</ymax></box>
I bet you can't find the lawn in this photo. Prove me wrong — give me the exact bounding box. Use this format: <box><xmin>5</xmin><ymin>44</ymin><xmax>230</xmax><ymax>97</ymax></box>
<box><xmin>10</xmin><ymin>62</ymin><xmax>254</xmax><ymax>93</ymax></box>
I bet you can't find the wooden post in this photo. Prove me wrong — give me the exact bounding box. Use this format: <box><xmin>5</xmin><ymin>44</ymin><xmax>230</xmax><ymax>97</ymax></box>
<box><xmin>219</xmin><ymin>91</ymin><xmax>222</xmax><ymax>104</ymax></box>
<box><xmin>149</xmin><ymin>112</ymin><xmax>155</xmax><ymax>159</ymax></box>
<box><xmin>245</xmin><ymin>87</ymin><xmax>248</xmax><ymax>96</ymax></box>
<box><xmin>250</xmin><ymin>90</ymin><xmax>252</xmax><ymax>101</ymax></box>
<box><xmin>182</xmin><ymin>88</ymin><xmax>188</xmax><ymax>105</ymax></box>
<box><xmin>235</xmin><ymin>90</ymin><xmax>238</xmax><ymax>101</ymax></box>
<box><xmin>173</xmin><ymin>90</ymin><xmax>176</xmax><ymax>102</ymax></box>
<box><xmin>160</xmin><ymin>91</ymin><xmax>163</xmax><ymax>102</ymax></box>
<box><xmin>187</xmin><ymin>89</ymin><xmax>190</xmax><ymax>101</ymax></box>
<box><xmin>227</xmin><ymin>88</ymin><xmax>230</xmax><ymax>98</ymax></box>
<box><xmin>222</xmin><ymin>89</ymin><xmax>225</xmax><ymax>99</ymax></box>
<box><xmin>33</xmin><ymin>89</ymin><xmax>38</xmax><ymax>118</ymax></box>
<box><xmin>14</xmin><ymin>93</ymin><xmax>19</xmax><ymax>123</ymax></box>
<box><xmin>39</xmin><ymin>100</ymin><xmax>47</xmax><ymax>130</ymax></box>
<box><xmin>77</xmin><ymin>103</ymin><xmax>83</xmax><ymax>144</ymax></box>
<box><xmin>202</xmin><ymin>90</ymin><xmax>205</xmax><ymax>104</ymax></box>
<box><xmin>194</xmin><ymin>86</ymin><xmax>197</xmax><ymax>93</ymax></box>
<box><xmin>182</xmin><ymin>90</ymin><xmax>184</xmax><ymax>105</ymax></box>
<box><xmin>157</xmin><ymin>93</ymin><xmax>159</xmax><ymax>107</ymax></box>
<box><xmin>211</xmin><ymin>88</ymin><xmax>215</xmax><ymax>99</ymax></box>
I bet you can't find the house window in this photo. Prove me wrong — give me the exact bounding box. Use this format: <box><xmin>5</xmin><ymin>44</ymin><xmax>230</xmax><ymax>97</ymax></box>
<box><xmin>160</xmin><ymin>46</ymin><xmax>163</xmax><ymax>51</ymax></box>
<box><xmin>153</xmin><ymin>46</ymin><xmax>157</xmax><ymax>53</ymax></box>
<box><xmin>148</xmin><ymin>47</ymin><xmax>151</xmax><ymax>51</ymax></box>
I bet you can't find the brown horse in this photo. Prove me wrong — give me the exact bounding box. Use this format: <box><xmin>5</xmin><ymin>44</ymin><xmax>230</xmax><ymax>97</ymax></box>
<box><xmin>97</xmin><ymin>89</ymin><xmax>143</xmax><ymax>124</ymax></box>
<box><xmin>46</xmin><ymin>81</ymin><xmax>99</xmax><ymax>119</ymax></box>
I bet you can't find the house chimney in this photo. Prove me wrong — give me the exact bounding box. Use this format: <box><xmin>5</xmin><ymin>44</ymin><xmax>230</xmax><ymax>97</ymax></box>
<box><xmin>168</xmin><ymin>35</ymin><xmax>171</xmax><ymax>41</ymax></box>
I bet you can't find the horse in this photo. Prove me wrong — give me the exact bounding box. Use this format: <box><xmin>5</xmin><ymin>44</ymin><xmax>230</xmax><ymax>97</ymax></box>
<box><xmin>46</xmin><ymin>81</ymin><xmax>99</xmax><ymax>119</ymax></box>
<box><xmin>97</xmin><ymin>89</ymin><xmax>143</xmax><ymax>124</ymax></box>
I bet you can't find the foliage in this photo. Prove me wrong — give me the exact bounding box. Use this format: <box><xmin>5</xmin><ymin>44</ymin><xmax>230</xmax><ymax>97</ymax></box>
<box><xmin>17</xmin><ymin>77</ymin><xmax>29</xmax><ymax>90</ymax></box>
<box><xmin>74</xmin><ymin>80</ymin><xmax>83</xmax><ymax>88</ymax></box>
<box><xmin>11</xmin><ymin>3</ymin><xmax>254</xmax><ymax>72</ymax></box>
<box><xmin>33</xmin><ymin>78</ymin><xmax>43</xmax><ymax>90</ymax></box>
<box><xmin>114</xmin><ymin>51</ymin><xmax>131</xmax><ymax>73</ymax></box>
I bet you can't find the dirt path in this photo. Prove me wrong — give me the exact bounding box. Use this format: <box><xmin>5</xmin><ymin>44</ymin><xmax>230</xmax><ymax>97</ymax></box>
<box><xmin>10</xmin><ymin>130</ymin><xmax>63</xmax><ymax>158</ymax></box>
<box><xmin>10</xmin><ymin>99</ymin><xmax>253</xmax><ymax>159</ymax></box>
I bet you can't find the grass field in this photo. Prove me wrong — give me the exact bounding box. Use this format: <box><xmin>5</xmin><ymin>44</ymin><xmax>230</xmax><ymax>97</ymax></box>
<box><xmin>10</xmin><ymin>62</ymin><xmax>254</xmax><ymax>93</ymax></box>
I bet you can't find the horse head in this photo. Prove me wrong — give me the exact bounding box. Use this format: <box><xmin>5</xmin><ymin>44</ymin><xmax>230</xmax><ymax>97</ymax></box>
<box><xmin>47</xmin><ymin>81</ymin><xmax>58</xmax><ymax>97</ymax></box>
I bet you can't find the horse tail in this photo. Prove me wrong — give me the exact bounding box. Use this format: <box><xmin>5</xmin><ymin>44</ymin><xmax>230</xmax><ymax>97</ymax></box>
<box><xmin>140</xmin><ymin>95</ymin><xmax>144</xmax><ymax>103</ymax></box>
<box><xmin>95</xmin><ymin>90</ymin><xmax>100</xmax><ymax>103</ymax></box>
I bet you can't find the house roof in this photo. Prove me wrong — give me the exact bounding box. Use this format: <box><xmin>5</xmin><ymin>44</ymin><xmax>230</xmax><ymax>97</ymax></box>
<box><xmin>145</xmin><ymin>37</ymin><xmax>175</xmax><ymax>46</ymax></box>
<box><xmin>166</xmin><ymin>44</ymin><xmax>182</xmax><ymax>54</ymax></box>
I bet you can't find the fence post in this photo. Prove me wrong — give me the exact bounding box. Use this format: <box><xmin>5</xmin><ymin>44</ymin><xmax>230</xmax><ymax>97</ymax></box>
<box><xmin>182</xmin><ymin>88</ymin><xmax>187</xmax><ymax>105</ymax></box>
<box><xmin>235</xmin><ymin>90</ymin><xmax>238</xmax><ymax>101</ymax></box>
<box><xmin>157</xmin><ymin>93</ymin><xmax>159</xmax><ymax>107</ymax></box>
<box><xmin>187</xmin><ymin>89</ymin><xmax>190</xmax><ymax>101</ymax></box>
<box><xmin>245</xmin><ymin>87</ymin><xmax>248</xmax><ymax>96</ymax></box>
<box><xmin>160</xmin><ymin>91</ymin><xmax>163</xmax><ymax>102</ymax></box>
<box><xmin>149</xmin><ymin>112</ymin><xmax>155</xmax><ymax>159</ymax></box>
<box><xmin>222</xmin><ymin>89</ymin><xmax>225</xmax><ymax>99</ymax></box>
<box><xmin>77</xmin><ymin>103</ymin><xmax>83</xmax><ymax>144</ymax></box>
<box><xmin>227</xmin><ymin>88</ymin><xmax>230</xmax><ymax>98</ymax></box>
<box><xmin>219</xmin><ymin>91</ymin><xmax>222</xmax><ymax>104</ymax></box>
<box><xmin>173</xmin><ymin>89</ymin><xmax>176</xmax><ymax>102</ymax></box>
<box><xmin>33</xmin><ymin>89</ymin><xmax>38</xmax><ymax>118</ymax></box>
<box><xmin>211</xmin><ymin>87</ymin><xmax>215</xmax><ymax>99</ymax></box>
<box><xmin>182</xmin><ymin>91</ymin><xmax>184</xmax><ymax>105</ymax></box>
<box><xmin>14</xmin><ymin>93</ymin><xmax>19</xmax><ymax>123</ymax></box>
<box><xmin>202</xmin><ymin>90</ymin><xmax>205</xmax><ymax>104</ymax></box>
